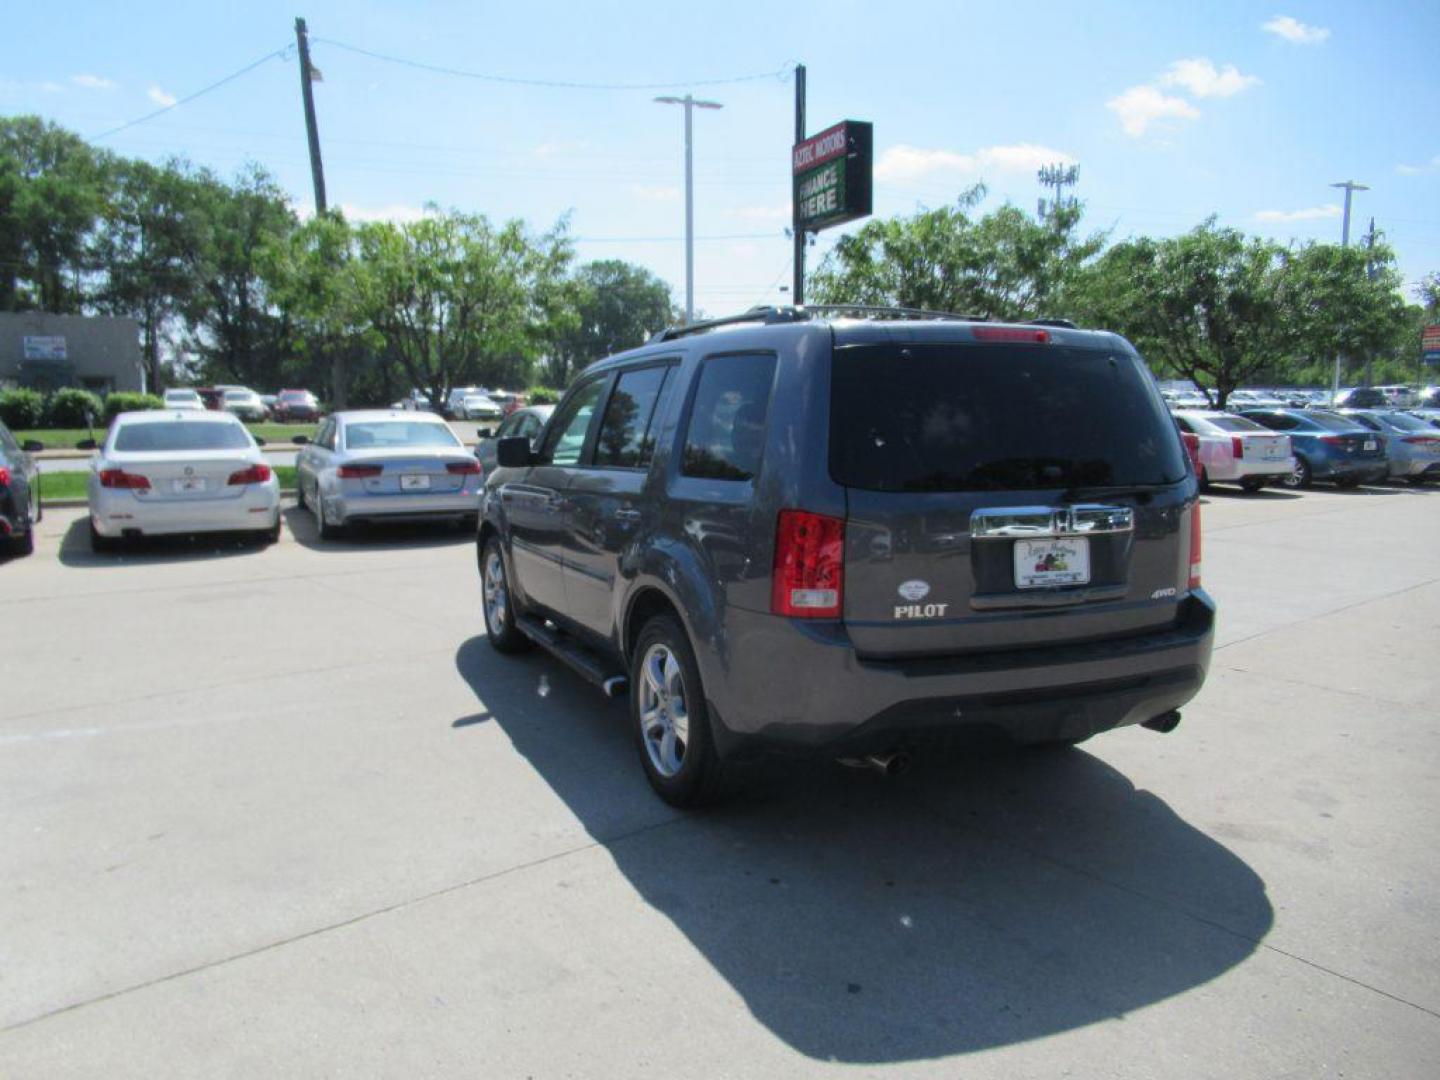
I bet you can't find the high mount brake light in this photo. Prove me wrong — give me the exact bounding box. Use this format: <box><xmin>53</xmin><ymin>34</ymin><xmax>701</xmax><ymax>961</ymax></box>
<box><xmin>772</xmin><ymin>510</ymin><xmax>845</xmax><ymax>618</ymax></box>
<box><xmin>971</xmin><ymin>326</ymin><xmax>1051</xmax><ymax>344</ymax></box>
<box><xmin>338</xmin><ymin>464</ymin><xmax>383</xmax><ymax>479</ymax></box>
<box><xmin>98</xmin><ymin>468</ymin><xmax>150</xmax><ymax>490</ymax></box>
<box><xmin>227</xmin><ymin>464</ymin><xmax>272</xmax><ymax>485</ymax></box>
<box><xmin>1188</xmin><ymin>502</ymin><xmax>1203</xmax><ymax>591</ymax></box>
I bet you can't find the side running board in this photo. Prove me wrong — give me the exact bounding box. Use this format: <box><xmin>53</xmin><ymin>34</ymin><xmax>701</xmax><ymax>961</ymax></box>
<box><xmin>516</xmin><ymin>615</ymin><xmax>629</xmax><ymax>698</ymax></box>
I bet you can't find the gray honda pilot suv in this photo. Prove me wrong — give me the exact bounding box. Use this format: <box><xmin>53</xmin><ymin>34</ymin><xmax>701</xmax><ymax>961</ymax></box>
<box><xmin>477</xmin><ymin>306</ymin><xmax>1215</xmax><ymax>806</ymax></box>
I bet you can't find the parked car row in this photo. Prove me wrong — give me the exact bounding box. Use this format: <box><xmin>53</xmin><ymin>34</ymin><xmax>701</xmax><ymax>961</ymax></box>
<box><xmin>159</xmin><ymin>385</ymin><xmax>324</xmax><ymax>423</ymax></box>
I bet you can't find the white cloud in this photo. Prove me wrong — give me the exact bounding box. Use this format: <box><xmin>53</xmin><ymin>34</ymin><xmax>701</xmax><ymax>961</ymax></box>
<box><xmin>146</xmin><ymin>85</ymin><xmax>177</xmax><ymax>107</ymax></box>
<box><xmin>1160</xmin><ymin>58</ymin><xmax>1260</xmax><ymax>99</ymax></box>
<box><xmin>39</xmin><ymin>81</ymin><xmax>64</xmax><ymax>94</ymax></box>
<box><xmin>976</xmin><ymin>143</ymin><xmax>1077</xmax><ymax>172</ymax></box>
<box><xmin>1263</xmin><ymin>15</ymin><xmax>1330</xmax><ymax>45</ymax></box>
<box><xmin>533</xmin><ymin>140</ymin><xmax>589</xmax><ymax>158</ymax></box>
<box><xmin>1396</xmin><ymin>154</ymin><xmax>1440</xmax><ymax>176</ymax></box>
<box><xmin>337</xmin><ymin>203</ymin><xmax>432</xmax><ymax>223</ymax></box>
<box><xmin>1107</xmin><ymin>85</ymin><xmax>1201</xmax><ymax>137</ymax></box>
<box><xmin>875</xmin><ymin>142</ymin><xmax>1075</xmax><ymax>183</ymax></box>
<box><xmin>1254</xmin><ymin>204</ymin><xmax>1342</xmax><ymax>223</ymax></box>
<box><xmin>631</xmin><ymin>184</ymin><xmax>680</xmax><ymax>202</ymax></box>
<box><xmin>71</xmin><ymin>74</ymin><xmax>117</xmax><ymax>91</ymax></box>
<box><xmin>875</xmin><ymin>145</ymin><xmax>976</xmax><ymax>182</ymax></box>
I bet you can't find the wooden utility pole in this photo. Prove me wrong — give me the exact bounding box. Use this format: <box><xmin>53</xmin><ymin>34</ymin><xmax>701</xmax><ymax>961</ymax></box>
<box><xmin>294</xmin><ymin>17</ymin><xmax>327</xmax><ymax>213</ymax></box>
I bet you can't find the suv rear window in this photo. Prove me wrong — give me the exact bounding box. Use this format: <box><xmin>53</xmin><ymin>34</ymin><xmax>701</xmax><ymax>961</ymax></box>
<box><xmin>829</xmin><ymin>343</ymin><xmax>1186</xmax><ymax>492</ymax></box>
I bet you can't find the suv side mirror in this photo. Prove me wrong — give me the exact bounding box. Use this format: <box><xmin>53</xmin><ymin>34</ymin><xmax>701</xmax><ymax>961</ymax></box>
<box><xmin>292</xmin><ymin>434</ymin><xmax>309</xmax><ymax>445</ymax></box>
<box><xmin>77</xmin><ymin>438</ymin><xmax>98</xmax><ymax>451</ymax></box>
<box><xmin>22</xmin><ymin>439</ymin><xmax>44</xmax><ymax>452</ymax></box>
<box><xmin>497</xmin><ymin>435</ymin><xmax>536</xmax><ymax>468</ymax></box>
<box><xmin>477</xmin><ymin>427</ymin><xmax>493</xmax><ymax>439</ymax></box>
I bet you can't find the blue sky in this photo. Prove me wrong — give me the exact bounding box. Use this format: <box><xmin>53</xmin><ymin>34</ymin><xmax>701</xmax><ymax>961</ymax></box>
<box><xmin>4</xmin><ymin>1</ymin><xmax>1437</xmax><ymax>317</ymax></box>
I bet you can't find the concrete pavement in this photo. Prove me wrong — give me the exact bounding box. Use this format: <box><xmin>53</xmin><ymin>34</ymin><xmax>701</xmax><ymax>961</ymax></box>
<box><xmin>1</xmin><ymin>488</ymin><xmax>1437</xmax><ymax>1077</ymax></box>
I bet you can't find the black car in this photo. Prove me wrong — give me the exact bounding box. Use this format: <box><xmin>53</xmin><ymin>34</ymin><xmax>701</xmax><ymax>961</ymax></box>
<box><xmin>1333</xmin><ymin>387</ymin><xmax>1387</xmax><ymax>409</ymax></box>
<box><xmin>477</xmin><ymin>306</ymin><xmax>1213</xmax><ymax>807</ymax></box>
<box><xmin>0</xmin><ymin>421</ymin><xmax>43</xmax><ymax>558</ymax></box>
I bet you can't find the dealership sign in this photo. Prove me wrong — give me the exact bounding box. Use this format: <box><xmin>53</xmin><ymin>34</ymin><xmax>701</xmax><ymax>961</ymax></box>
<box><xmin>792</xmin><ymin>120</ymin><xmax>872</xmax><ymax>232</ymax></box>
<box><xmin>1424</xmin><ymin>324</ymin><xmax>1440</xmax><ymax>365</ymax></box>
<box><xmin>23</xmin><ymin>335</ymin><xmax>67</xmax><ymax>361</ymax></box>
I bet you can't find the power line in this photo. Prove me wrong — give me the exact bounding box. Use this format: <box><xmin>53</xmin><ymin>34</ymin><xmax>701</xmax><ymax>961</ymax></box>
<box><xmin>314</xmin><ymin>38</ymin><xmax>794</xmax><ymax>92</ymax></box>
<box><xmin>88</xmin><ymin>45</ymin><xmax>292</xmax><ymax>143</ymax></box>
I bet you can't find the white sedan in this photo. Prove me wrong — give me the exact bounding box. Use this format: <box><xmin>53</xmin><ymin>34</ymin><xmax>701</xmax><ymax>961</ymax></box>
<box><xmin>1172</xmin><ymin>410</ymin><xmax>1293</xmax><ymax>492</ymax></box>
<box><xmin>293</xmin><ymin>411</ymin><xmax>481</xmax><ymax>539</ymax></box>
<box><xmin>162</xmin><ymin>388</ymin><xmax>206</xmax><ymax>411</ymax></box>
<box><xmin>87</xmin><ymin>410</ymin><xmax>281</xmax><ymax>551</ymax></box>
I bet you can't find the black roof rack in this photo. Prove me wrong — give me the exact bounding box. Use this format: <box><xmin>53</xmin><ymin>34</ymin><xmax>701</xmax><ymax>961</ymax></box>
<box><xmin>647</xmin><ymin>303</ymin><xmax>988</xmax><ymax>343</ymax></box>
<box><xmin>1027</xmin><ymin>317</ymin><xmax>1078</xmax><ymax>329</ymax></box>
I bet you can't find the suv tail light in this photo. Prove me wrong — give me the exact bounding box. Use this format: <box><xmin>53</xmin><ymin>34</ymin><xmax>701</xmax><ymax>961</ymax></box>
<box><xmin>338</xmin><ymin>464</ymin><xmax>383</xmax><ymax>479</ymax></box>
<box><xmin>1188</xmin><ymin>502</ymin><xmax>1203</xmax><ymax>591</ymax></box>
<box><xmin>446</xmin><ymin>460</ymin><xmax>482</xmax><ymax>475</ymax></box>
<box><xmin>772</xmin><ymin>509</ymin><xmax>845</xmax><ymax>618</ymax></box>
<box><xmin>227</xmin><ymin>463</ymin><xmax>273</xmax><ymax>485</ymax></box>
<box><xmin>98</xmin><ymin>468</ymin><xmax>151</xmax><ymax>490</ymax></box>
<box><xmin>1231</xmin><ymin>436</ymin><xmax>1244</xmax><ymax>459</ymax></box>
<box><xmin>0</xmin><ymin>466</ymin><xmax>10</xmax><ymax>487</ymax></box>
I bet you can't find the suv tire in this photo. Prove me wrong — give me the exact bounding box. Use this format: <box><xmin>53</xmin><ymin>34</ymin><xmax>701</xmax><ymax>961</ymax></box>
<box><xmin>631</xmin><ymin>615</ymin><xmax>726</xmax><ymax>808</ymax></box>
<box><xmin>481</xmin><ymin>537</ymin><xmax>531</xmax><ymax>653</ymax></box>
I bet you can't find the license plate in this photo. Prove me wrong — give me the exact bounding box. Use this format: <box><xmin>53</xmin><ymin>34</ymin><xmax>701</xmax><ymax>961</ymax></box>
<box><xmin>399</xmin><ymin>474</ymin><xmax>430</xmax><ymax>491</ymax></box>
<box><xmin>1262</xmin><ymin>443</ymin><xmax>1286</xmax><ymax>459</ymax></box>
<box><xmin>1015</xmin><ymin>538</ymin><xmax>1091</xmax><ymax>589</ymax></box>
<box><xmin>171</xmin><ymin>477</ymin><xmax>207</xmax><ymax>493</ymax></box>
<box><xmin>1364</xmin><ymin>440</ymin><xmax>1377</xmax><ymax>451</ymax></box>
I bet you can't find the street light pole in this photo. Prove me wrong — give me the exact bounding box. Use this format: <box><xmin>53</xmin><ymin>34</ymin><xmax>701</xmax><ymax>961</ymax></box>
<box><xmin>1329</xmin><ymin>180</ymin><xmax>1370</xmax><ymax>399</ymax></box>
<box><xmin>655</xmin><ymin>94</ymin><xmax>723</xmax><ymax>324</ymax></box>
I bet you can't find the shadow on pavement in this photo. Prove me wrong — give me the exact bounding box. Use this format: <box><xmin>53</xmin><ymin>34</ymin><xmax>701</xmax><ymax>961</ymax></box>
<box><xmin>57</xmin><ymin>517</ymin><xmax>273</xmax><ymax>568</ymax></box>
<box><xmin>1202</xmin><ymin>486</ymin><xmax>1302</xmax><ymax>500</ymax></box>
<box><xmin>453</xmin><ymin>635</ymin><xmax>1273</xmax><ymax>1064</ymax></box>
<box><xmin>282</xmin><ymin>504</ymin><xmax>471</xmax><ymax>553</ymax></box>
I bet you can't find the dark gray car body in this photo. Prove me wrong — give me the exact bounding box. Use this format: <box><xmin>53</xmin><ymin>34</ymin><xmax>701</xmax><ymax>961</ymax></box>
<box><xmin>0</xmin><ymin>420</ymin><xmax>42</xmax><ymax>556</ymax></box>
<box><xmin>479</xmin><ymin>316</ymin><xmax>1215</xmax><ymax>756</ymax></box>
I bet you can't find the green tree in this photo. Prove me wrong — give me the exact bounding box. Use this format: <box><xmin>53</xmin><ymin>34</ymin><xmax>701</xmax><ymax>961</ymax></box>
<box><xmin>809</xmin><ymin>184</ymin><xmax>1104</xmax><ymax>320</ymax></box>
<box><xmin>261</xmin><ymin>211</ymin><xmax>371</xmax><ymax>406</ymax></box>
<box><xmin>349</xmin><ymin>208</ymin><xmax>573</xmax><ymax>407</ymax></box>
<box><xmin>1278</xmin><ymin>239</ymin><xmax>1408</xmax><ymax>387</ymax></box>
<box><xmin>546</xmin><ymin>260</ymin><xmax>676</xmax><ymax>384</ymax></box>
<box><xmin>91</xmin><ymin>158</ymin><xmax>208</xmax><ymax>391</ymax></box>
<box><xmin>0</xmin><ymin>116</ymin><xmax>111</xmax><ymax>312</ymax></box>
<box><xmin>1069</xmin><ymin>221</ymin><xmax>1295</xmax><ymax>406</ymax></box>
<box><xmin>186</xmin><ymin>164</ymin><xmax>296</xmax><ymax>389</ymax></box>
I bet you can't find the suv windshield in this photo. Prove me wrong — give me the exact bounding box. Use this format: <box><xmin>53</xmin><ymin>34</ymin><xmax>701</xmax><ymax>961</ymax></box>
<box><xmin>830</xmin><ymin>343</ymin><xmax>1186</xmax><ymax>492</ymax></box>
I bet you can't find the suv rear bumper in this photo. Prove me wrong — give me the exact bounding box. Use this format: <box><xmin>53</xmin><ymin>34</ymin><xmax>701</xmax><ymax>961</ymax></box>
<box><xmin>709</xmin><ymin>592</ymin><xmax>1216</xmax><ymax>756</ymax></box>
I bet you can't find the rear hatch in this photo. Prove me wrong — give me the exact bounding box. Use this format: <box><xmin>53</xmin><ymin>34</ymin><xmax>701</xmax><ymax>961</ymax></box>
<box><xmin>106</xmin><ymin>421</ymin><xmax>261</xmax><ymax>502</ymax></box>
<box><xmin>1204</xmin><ymin>415</ymin><xmax>1290</xmax><ymax>464</ymax></box>
<box><xmin>829</xmin><ymin>337</ymin><xmax>1193</xmax><ymax>659</ymax></box>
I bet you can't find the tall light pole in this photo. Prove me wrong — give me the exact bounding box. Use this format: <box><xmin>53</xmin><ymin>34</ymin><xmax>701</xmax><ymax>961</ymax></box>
<box><xmin>1329</xmin><ymin>180</ymin><xmax>1369</xmax><ymax>398</ymax></box>
<box><xmin>655</xmin><ymin>94</ymin><xmax>723</xmax><ymax>323</ymax></box>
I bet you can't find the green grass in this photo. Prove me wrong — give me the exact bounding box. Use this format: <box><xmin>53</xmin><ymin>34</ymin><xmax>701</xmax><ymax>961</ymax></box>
<box><xmin>16</xmin><ymin>421</ymin><xmax>316</xmax><ymax>451</ymax></box>
<box><xmin>40</xmin><ymin>465</ymin><xmax>298</xmax><ymax>503</ymax></box>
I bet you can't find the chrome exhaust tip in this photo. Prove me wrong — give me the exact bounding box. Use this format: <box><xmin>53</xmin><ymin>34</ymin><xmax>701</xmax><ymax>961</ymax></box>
<box><xmin>838</xmin><ymin>750</ymin><xmax>913</xmax><ymax>777</ymax></box>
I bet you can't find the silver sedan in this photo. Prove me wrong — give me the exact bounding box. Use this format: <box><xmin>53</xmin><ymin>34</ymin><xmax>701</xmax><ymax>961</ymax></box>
<box><xmin>294</xmin><ymin>411</ymin><xmax>482</xmax><ymax>538</ymax></box>
<box><xmin>87</xmin><ymin>410</ymin><xmax>281</xmax><ymax>550</ymax></box>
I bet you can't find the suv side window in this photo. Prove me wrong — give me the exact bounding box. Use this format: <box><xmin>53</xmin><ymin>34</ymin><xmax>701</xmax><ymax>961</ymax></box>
<box><xmin>539</xmin><ymin>377</ymin><xmax>608</xmax><ymax>465</ymax></box>
<box><xmin>681</xmin><ymin>354</ymin><xmax>777</xmax><ymax>481</ymax></box>
<box><xmin>594</xmin><ymin>365</ymin><xmax>673</xmax><ymax>469</ymax></box>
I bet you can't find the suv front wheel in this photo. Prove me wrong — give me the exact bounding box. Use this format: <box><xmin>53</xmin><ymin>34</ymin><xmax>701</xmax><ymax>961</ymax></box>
<box><xmin>631</xmin><ymin>615</ymin><xmax>726</xmax><ymax>808</ymax></box>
